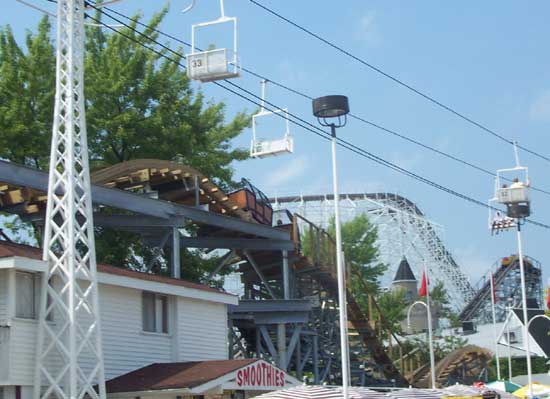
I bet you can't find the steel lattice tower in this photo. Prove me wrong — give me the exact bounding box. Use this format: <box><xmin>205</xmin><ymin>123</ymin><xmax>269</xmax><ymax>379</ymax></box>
<box><xmin>34</xmin><ymin>1</ymin><xmax>106</xmax><ymax>399</ymax></box>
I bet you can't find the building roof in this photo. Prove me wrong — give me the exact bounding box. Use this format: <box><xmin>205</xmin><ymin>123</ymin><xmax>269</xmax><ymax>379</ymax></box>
<box><xmin>0</xmin><ymin>240</ymin><xmax>233</xmax><ymax>298</ymax></box>
<box><xmin>106</xmin><ymin>359</ymin><xmax>258</xmax><ymax>393</ymax></box>
<box><xmin>512</xmin><ymin>308</ymin><xmax>550</xmax><ymax>357</ymax></box>
<box><xmin>393</xmin><ymin>257</ymin><xmax>416</xmax><ymax>282</ymax></box>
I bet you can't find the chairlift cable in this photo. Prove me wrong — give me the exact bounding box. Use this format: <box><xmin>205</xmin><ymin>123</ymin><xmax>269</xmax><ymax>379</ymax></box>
<box><xmin>83</xmin><ymin>9</ymin><xmax>550</xmax><ymax>231</ymax></box>
<box><xmin>89</xmin><ymin>2</ymin><xmax>550</xmax><ymax>198</ymax></box>
<box><xmin>246</xmin><ymin>0</ymin><xmax>550</xmax><ymax>164</ymax></box>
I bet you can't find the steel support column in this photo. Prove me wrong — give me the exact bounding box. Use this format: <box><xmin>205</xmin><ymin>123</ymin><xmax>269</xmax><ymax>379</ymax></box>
<box><xmin>172</xmin><ymin>227</ymin><xmax>181</xmax><ymax>279</ymax></box>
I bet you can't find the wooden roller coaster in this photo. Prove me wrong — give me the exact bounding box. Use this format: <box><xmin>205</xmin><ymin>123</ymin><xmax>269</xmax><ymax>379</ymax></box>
<box><xmin>0</xmin><ymin>158</ymin><xmax>493</xmax><ymax>388</ymax></box>
<box><xmin>409</xmin><ymin>345</ymin><xmax>493</xmax><ymax>388</ymax></box>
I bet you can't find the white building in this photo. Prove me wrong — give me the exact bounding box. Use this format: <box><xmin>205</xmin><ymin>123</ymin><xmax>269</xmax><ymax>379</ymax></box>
<box><xmin>0</xmin><ymin>241</ymin><xmax>298</xmax><ymax>399</ymax></box>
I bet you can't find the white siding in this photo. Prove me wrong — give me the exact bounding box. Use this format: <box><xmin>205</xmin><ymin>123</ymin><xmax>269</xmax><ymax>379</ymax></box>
<box><xmin>0</xmin><ymin>270</ymin><xmax>8</xmax><ymax>323</ymax></box>
<box><xmin>3</xmin><ymin>270</ymin><xmax>230</xmax><ymax>385</ymax></box>
<box><xmin>99</xmin><ymin>285</ymin><xmax>172</xmax><ymax>380</ymax></box>
<box><xmin>178</xmin><ymin>298</ymin><xmax>228</xmax><ymax>361</ymax></box>
<box><xmin>9</xmin><ymin>319</ymin><xmax>38</xmax><ymax>385</ymax></box>
<box><xmin>2</xmin><ymin>386</ymin><xmax>16</xmax><ymax>399</ymax></box>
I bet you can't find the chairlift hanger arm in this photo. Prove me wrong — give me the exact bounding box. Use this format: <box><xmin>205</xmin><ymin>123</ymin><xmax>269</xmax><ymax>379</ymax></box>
<box><xmin>497</xmin><ymin>166</ymin><xmax>529</xmax><ymax>174</ymax></box>
<box><xmin>182</xmin><ymin>0</ymin><xmax>227</xmax><ymax>19</ymax></box>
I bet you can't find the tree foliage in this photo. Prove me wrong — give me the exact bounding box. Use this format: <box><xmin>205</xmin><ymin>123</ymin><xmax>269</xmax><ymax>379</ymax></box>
<box><xmin>327</xmin><ymin>214</ymin><xmax>387</xmax><ymax>294</ymax></box>
<box><xmin>0</xmin><ymin>11</ymin><xmax>251</xmax><ymax>282</ymax></box>
<box><xmin>0</xmin><ymin>18</ymin><xmax>55</xmax><ymax>168</ymax></box>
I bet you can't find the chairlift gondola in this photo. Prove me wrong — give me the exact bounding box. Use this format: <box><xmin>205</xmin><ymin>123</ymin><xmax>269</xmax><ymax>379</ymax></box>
<box><xmin>184</xmin><ymin>0</ymin><xmax>240</xmax><ymax>82</ymax></box>
<box><xmin>250</xmin><ymin>80</ymin><xmax>294</xmax><ymax>158</ymax></box>
<box><xmin>489</xmin><ymin>143</ymin><xmax>531</xmax><ymax>232</ymax></box>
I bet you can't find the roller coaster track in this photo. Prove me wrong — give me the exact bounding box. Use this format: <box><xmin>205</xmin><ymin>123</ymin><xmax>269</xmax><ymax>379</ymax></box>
<box><xmin>271</xmin><ymin>193</ymin><xmax>476</xmax><ymax>310</ymax></box>
<box><xmin>409</xmin><ymin>345</ymin><xmax>492</xmax><ymax>388</ymax></box>
<box><xmin>459</xmin><ymin>256</ymin><xmax>542</xmax><ymax>323</ymax></box>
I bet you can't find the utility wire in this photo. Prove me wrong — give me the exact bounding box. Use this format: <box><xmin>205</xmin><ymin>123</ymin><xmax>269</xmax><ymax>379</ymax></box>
<box><xmin>84</xmin><ymin>7</ymin><xmax>550</xmax><ymax>230</ymax></box>
<box><xmin>247</xmin><ymin>0</ymin><xmax>550</xmax><ymax>164</ymax></box>
<box><xmin>90</xmin><ymin>3</ymin><xmax>550</xmax><ymax>198</ymax></box>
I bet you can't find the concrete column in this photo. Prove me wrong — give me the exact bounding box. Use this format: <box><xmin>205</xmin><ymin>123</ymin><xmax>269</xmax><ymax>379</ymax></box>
<box><xmin>172</xmin><ymin>227</ymin><xmax>180</xmax><ymax>279</ymax></box>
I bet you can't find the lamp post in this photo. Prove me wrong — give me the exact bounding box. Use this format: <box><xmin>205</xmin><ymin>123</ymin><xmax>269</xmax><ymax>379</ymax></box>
<box><xmin>525</xmin><ymin>314</ymin><xmax>550</xmax><ymax>397</ymax></box>
<box><xmin>407</xmin><ymin>300</ymin><xmax>436</xmax><ymax>388</ymax></box>
<box><xmin>490</xmin><ymin>147</ymin><xmax>532</xmax><ymax>395</ymax></box>
<box><xmin>312</xmin><ymin>95</ymin><xmax>350</xmax><ymax>396</ymax></box>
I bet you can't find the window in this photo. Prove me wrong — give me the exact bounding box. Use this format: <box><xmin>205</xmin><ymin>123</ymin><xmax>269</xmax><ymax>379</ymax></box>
<box><xmin>142</xmin><ymin>292</ymin><xmax>168</xmax><ymax>333</ymax></box>
<box><xmin>16</xmin><ymin>272</ymin><xmax>36</xmax><ymax>319</ymax></box>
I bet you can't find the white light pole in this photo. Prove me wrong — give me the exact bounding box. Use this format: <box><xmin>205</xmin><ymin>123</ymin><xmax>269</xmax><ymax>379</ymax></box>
<box><xmin>407</xmin><ymin>298</ymin><xmax>436</xmax><ymax>389</ymax></box>
<box><xmin>496</xmin><ymin>303</ymin><xmax>515</xmax><ymax>381</ymax></box>
<box><xmin>489</xmin><ymin>274</ymin><xmax>501</xmax><ymax>380</ymax></box>
<box><xmin>313</xmin><ymin>95</ymin><xmax>350</xmax><ymax>396</ymax></box>
<box><xmin>490</xmin><ymin>145</ymin><xmax>532</xmax><ymax>394</ymax></box>
<box><xmin>516</xmin><ymin>227</ymin><xmax>533</xmax><ymax>398</ymax></box>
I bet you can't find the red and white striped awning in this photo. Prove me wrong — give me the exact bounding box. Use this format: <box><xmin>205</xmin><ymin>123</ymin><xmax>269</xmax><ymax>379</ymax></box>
<box><xmin>253</xmin><ymin>385</ymin><xmax>347</xmax><ymax>399</ymax></box>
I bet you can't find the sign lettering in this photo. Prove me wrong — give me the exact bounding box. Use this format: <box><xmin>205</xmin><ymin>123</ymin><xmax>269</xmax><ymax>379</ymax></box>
<box><xmin>236</xmin><ymin>362</ymin><xmax>286</xmax><ymax>388</ymax></box>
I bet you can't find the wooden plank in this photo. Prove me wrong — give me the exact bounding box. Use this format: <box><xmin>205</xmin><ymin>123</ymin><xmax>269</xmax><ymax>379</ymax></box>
<box><xmin>25</xmin><ymin>204</ymin><xmax>39</xmax><ymax>214</ymax></box>
<box><xmin>4</xmin><ymin>189</ymin><xmax>24</xmax><ymax>205</ymax></box>
<box><xmin>129</xmin><ymin>169</ymin><xmax>150</xmax><ymax>182</ymax></box>
<box><xmin>115</xmin><ymin>176</ymin><xmax>130</xmax><ymax>183</ymax></box>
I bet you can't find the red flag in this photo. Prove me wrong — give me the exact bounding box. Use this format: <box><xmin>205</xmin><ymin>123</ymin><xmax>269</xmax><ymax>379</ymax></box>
<box><xmin>546</xmin><ymin>285</ymin><xmax>550</xmax><ymax>310</ymax></box>
<box><xmin>419</xmin><ymin>271</ymin><xmax>428</xmax><ymax>297</ymax></box>
<box><xmin>491</xmin><ymin>274</ymin><xmax>497</xmax><ymax>304</ymax></box>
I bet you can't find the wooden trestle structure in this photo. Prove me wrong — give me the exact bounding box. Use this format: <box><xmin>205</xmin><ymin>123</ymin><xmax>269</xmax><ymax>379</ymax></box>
<box><xmin>0</xmin><ymin>159</ymin><xmax>491</xmax><ymax>387</ymax></box>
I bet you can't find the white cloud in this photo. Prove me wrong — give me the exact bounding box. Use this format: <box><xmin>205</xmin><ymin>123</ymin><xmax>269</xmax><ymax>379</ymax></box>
<box><xmin>278</xmin><ymin>59</ymin><xmax>308</xmax><ymax>87</ymax></box>
<box><xmin>389</xmin><ymin>150</ymin><xmax>423</xmax><ymax>171</ymax></box>
<box><xmin>356</xmin><ymin>11</ymin><xmax>381</xmax><ymax>46</ymax></box>
<box><xmin>264</xmin><ymin>155</ymin><xmax>308</xmax><ymax>188</ymax></box>
<box><xmin>453</xmin><ymin>246</ymin><xmax>494</xmax><ymax>284</ymax></box>
<box><xmin>529</xmin><ymin>91</ymin><xmax>550</xmax><ymax>121</ymax></box>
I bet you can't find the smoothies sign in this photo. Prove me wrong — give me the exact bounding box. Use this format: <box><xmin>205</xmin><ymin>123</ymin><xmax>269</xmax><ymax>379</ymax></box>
<box><xmin>236</xmin><ymin>362</ymin><xmax>286</xmax><ymax>388</ymax></box>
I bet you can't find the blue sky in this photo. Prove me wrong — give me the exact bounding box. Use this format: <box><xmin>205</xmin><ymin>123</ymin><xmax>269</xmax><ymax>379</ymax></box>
<box><xmin>3</xmin><ymin>1</ymin><xmax>549</xmax><ymax>289</ymax></box>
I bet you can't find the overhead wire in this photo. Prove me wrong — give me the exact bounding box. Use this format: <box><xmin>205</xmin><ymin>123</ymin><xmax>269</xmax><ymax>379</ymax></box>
<box><xmin>83</xmin><ymin>6</ymin><xmax>550</xmax><ymax>231</ymax></box>
<box><xmin>246</xmin><ymin>0</ymin><xmax>550</xmax><ymax>164</ymax></box>
<box><xmin>88</xmin><ymin>2</ymin><xmax>550</xmax><ymax>198</ymax></box>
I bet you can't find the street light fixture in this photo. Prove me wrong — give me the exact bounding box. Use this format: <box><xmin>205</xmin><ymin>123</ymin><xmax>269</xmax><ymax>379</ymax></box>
<box><xmin>489</xmin><ymin>143</ymin><xmax>533</xmax><ymax>395</ymax></box>
<box><xmin>312</xmin><ymin>95</ymin><xmax>350</xmax><ymax>396</ymax></box>
<box><xmin>407</xmin><ymin>299</ymin><xmax>436</xmax><ymax>389</ymax></box>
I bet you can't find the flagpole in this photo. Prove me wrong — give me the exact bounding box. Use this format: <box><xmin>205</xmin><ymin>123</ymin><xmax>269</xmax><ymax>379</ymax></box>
<box><xmin>490</xmin><ymin>273</ymin><xmax>501</xmax><ymax>380</ymax></box>
<box><xmin>425</xmin><ymin>264</ymin><xmax>436</xmax><ymax>389</ymax></box>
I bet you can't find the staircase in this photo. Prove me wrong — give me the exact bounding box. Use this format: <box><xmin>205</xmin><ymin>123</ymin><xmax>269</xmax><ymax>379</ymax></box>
<box><xmin>292</xmin><ymin>214</ymin><xmax>409</xmax><ymax>386</ymax></box>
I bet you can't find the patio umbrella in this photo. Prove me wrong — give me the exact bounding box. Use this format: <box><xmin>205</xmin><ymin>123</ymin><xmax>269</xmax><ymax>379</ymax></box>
<box><xmin>485</xmin><ymin>381</ymin><xmax>522</xmax><ymax>393</ymax></box>
<box><xmin>387</xmin><ymin>388</ymin><xmax>445</xmax><ymax>399</ymax></box>
<box><xmin>344</xmin><ymin>387</ymin><xmax>390</xmax><ymax>399</ymax></box>
<box><xmin>443</xmin><ymin>384</ymin><xmax>516</xmax><ymax>399</ymax></box>
<box><xmin>512</xmin><ymin>383</ymin><xmax>550</xmax><ymax>399</ymax></box>
<box><xmin>253</xmin><ymin>385</ymin><xmax>354</xmax><ymax>399</ymax></box>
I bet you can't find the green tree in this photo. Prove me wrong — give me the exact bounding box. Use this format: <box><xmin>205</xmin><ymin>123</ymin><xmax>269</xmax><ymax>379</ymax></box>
<box><xmin>327</xmin><ymin>214</ymin><xmax>387</xmax><ymax>294</ymax></box>
<box><xmin>0</xmin><ymin>18</ymin><xmax>55</xmax><ymax>168</ymax></box>
<box><xmin>373</xmin><ymin>288</ymin><xmax>407</xmax><ymax>336</ymax></box>
<box><xmin>0</xmin><ymin>11</ymin><xmax>251</xmax><ymax>282</ymax></box>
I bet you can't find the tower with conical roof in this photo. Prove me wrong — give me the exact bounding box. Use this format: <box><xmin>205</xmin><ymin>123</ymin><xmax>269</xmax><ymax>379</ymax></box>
<box><xmin>391</xmin><ymin>257</ymin><xmax>417</xmax><ymax>303</ymax></box>
<box><xmin>391</xmin><ymin>257</ymin><xmax>438</xmax><ymax>332</ymax></box>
